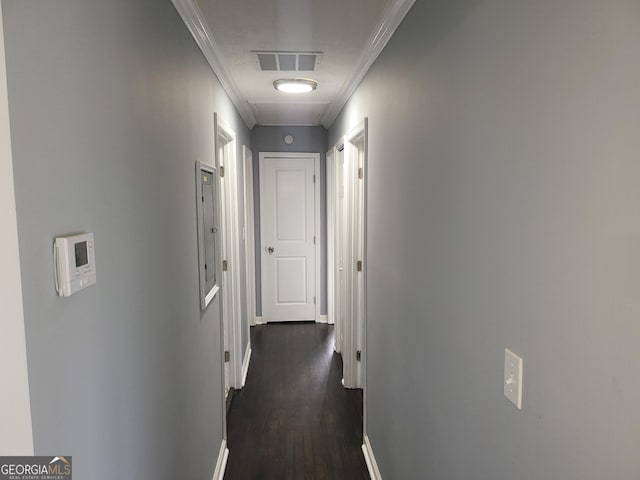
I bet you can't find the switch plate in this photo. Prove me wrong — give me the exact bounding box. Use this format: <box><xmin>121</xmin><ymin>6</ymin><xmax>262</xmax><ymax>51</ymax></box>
<box><xmin>504</xmin><ymin>348</ymin><xmax>523</xmax><ymax>409</ymax></box>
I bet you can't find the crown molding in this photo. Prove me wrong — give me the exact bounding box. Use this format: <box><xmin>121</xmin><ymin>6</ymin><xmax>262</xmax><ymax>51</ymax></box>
<box><xmin>172</xmin><ymin>0</ymin><xmax>256</xmax><ymax>129</ymax></box>
<box><xmin>320</xmin><ymin>0</ymin><xmax>416</xmax><ymax>128</ymax></box>
<box><xmin>173</xmin><ymin>0</ymin><xmax>414</xmax><ymax>130</ymax></box>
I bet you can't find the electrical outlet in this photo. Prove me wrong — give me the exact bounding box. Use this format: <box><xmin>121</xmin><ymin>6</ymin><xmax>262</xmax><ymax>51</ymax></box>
<box><xmin>504</xmin><ymin>348</ymin><xmax>523</xmax><ymax>409</ymax></box>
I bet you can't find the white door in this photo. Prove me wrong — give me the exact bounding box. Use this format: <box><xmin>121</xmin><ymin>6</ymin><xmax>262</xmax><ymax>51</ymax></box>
<box><xmin>260</xmin><ymin>153</ymin><xmax>317</xmax><ymax>322</ymax></box>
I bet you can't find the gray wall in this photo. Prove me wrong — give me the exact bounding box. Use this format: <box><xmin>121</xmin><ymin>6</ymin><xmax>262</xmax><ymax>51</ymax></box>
<box><xmin>329</xmin><ymin>1</ymin><xmax>640</xmax><ymax>478</ymax></box>
<box><xmin>0</xmin><ymin>0</ymin><xmax>33</xmax><ymax>454</ymax></box>
<box><xmin>3</xmin><ymin>0</ymin><xmax>249</xmax><ymax>478</ymax></box>
<box><xmin>250</xmin><ymin>125</ymin><xmax>328</xmax><ymax>317</ymax></box>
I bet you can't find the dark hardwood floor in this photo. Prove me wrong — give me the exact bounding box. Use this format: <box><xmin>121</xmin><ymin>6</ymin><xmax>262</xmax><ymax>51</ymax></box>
<box><xmin>225</xmin><ymin>322</ymin><xmax>369</xmax><ymax>480</ymax></box>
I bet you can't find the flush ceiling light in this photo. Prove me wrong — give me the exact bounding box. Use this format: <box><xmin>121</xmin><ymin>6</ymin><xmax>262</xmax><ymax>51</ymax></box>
<box><xmin>273</xmin><ymin>78</ymin><xmax>318</xmax><ymax>94</ymax></box>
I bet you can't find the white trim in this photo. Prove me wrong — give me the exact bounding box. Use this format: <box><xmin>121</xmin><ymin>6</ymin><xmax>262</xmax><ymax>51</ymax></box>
<box><xmin>242</xmin><ymin>146</ymin><xmax>257</xmax><ymax>327</ymax></box>
<box><xmin>212</xmin><ymin>440</ymin><xmax>229</xmax><ymax>480</ymax></box>
<box><xmin>241</xmin><ymin>345</ymin><xmax>252</xmax><ymax>388</ymax></box>
<box><xmin>337</xmin><ymin>119</ymin><xmax>367</xmax><ymax>390</ymax></box>
<box><xmin>215</xmin><ymin>113</ymin><xmax>244</xmax><ymax>391</ymax></box>
<box><xmin>206</xmin><ymin>284</ymin><xmax>220</xmax><ymax>305</ymax></box>
<box><xmin>318</xmin><ymin>315</ymin><xmax>329</xmax><ymax>324</ymax></box>
<box><xmin>171</xmin><ymin>0</ymin><xmax>256</xmax><ymax>128</ymax></box>
<box><xmin>258</xmin><ymin>152</ymin><xmax>321</xmax><ymax>323</ymax></box>
<box><xmin>361</xmin><ymin>118</ymin><xmax>369</xmax><ymax>431</ymax></box>
<box><xmin>362</xmin><ymin>435</ymin><xmax>382</xmax><ymax>480</ymax></box>
<box><xmin>0</xmin><ymin>1</ymin><xmax>34</xmax><ymax>454</ymax></box>
<box><xmin>326</xmin><ymin>148</ymin><xmax>336</xmax><ymax>332</ymax></box>
<box><xmin>319</xmin><ymin>0</ymin><xmax>416</xmax><ymax>128</ymax></box>
<box><xmin>342</xmin><ymin>136</ymin><xmax>356</xmax><ymax>387</ymax></box>
<box><xmin>255</xmin><ymin>316</ymin><xmax>266</xmax><ymax>325</ymax></box>
<box><xmin>172</xmin><ymin>0</ymin><xmax>413</xmax><ymax>129</ymax></box>
<box><xmin>314</xmin><ymin>154</ymin><xmax>321</xmax><ymax>324</ymax></box>
<box><xmin>331</xmin><ymin>146</ymin><xmax>345</xmax><ymax>354</ymax></box>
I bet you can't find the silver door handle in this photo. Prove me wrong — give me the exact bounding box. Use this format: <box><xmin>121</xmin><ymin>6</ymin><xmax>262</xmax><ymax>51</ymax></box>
<box><xmin>266</xmin><ymin>246</ymin><xmax>274</xmax><ymax>254</ymax></box>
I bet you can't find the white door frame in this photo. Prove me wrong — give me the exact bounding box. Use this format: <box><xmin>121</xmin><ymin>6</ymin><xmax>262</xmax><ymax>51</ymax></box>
<box><xmin>240</xmin><ymin>145</ymin><xmax>255</xmax><ymax>387</ymax></box>
<box><xmin>327</xmin><ymin>119</ymin><xmax>368</xmax><ymax>389</ymax></box>
<box><xmin>242</xmin><ymin>146</ymin><xmax>257</xmax><ymax>330</ymax></box>
<box><xmin>259</xmin><ymin>152</ymin><xmax>321</xmax><ymax>323</ymax></box>
<box><xmin>326</xmin><ymin>147</ymin><xmax>335</xmax><ymax>329</ymax></box>
<box><xmin>214</xmin><ymin>113</ymin><xmax>243</xmax><ymax>392</ymax></box>
<box><xmin>327</xmin><ymin>145</ymin><xmax>344</xmax><ymax>354</ymax></box>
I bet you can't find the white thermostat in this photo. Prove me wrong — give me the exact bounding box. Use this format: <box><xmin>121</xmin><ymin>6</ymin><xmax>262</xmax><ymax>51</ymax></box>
<box><xmin>54</xmin><ymin>233</ymin><xmax>96</xmax><ymax>296</ymax></box>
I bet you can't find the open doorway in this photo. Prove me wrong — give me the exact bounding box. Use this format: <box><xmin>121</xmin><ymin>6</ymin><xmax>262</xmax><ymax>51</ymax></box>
<box><xmin>327</xmin><ymin>119</ymin><xmax>368</xmax><ymax>390</ymax></box>
<box><xmin>214</xmin><ymin>113</ymin><xmax>243</xmax><ymax>399</ymax></box>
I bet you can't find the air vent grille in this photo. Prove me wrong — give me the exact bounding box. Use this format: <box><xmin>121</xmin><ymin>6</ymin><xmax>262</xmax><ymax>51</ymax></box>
<box><xmin>253</xmin><ymin>51</ymin><xmax>322</xmax><ymax>72</ymax></box>
<box><xmin>256</xmin><ymin>53</ymin><xmax>277</xmax><ymax>71</ymax></box>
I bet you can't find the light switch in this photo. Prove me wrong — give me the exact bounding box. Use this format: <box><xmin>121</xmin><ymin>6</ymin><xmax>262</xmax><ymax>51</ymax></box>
<box><xmin>504</xmin><ymin>348</ymin><xmax>523</xmax><ymax>409</ymax></box>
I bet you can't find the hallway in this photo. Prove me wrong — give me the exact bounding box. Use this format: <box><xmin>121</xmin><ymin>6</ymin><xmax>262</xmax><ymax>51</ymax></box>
<box><xmin>225</xmin><ymin>323</ymin><xmax>368</xmax><ymax>479</ymax></box>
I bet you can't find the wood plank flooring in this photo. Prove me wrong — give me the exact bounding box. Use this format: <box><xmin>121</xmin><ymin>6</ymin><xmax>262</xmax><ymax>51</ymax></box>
<box><xmin>225</xmin><ymin>323</ymin><xmax>369</xmax><ymax>480</ymax></box>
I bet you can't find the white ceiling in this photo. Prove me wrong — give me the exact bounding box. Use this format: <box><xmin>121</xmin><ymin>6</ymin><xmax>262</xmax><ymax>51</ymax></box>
<box><xmin>173</xmin><ymin>0</ymin><xmax>415</xmax><ymax>128</ymax></box>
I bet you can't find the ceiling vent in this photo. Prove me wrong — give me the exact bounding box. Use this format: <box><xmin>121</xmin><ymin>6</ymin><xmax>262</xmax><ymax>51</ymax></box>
<box><xmin>253</xmin><ymin>51</ymin><xmax>322</xmax><ymax>72</ymax></box>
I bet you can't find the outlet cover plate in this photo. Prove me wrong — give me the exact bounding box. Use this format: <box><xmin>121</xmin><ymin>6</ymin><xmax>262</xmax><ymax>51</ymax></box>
<box><xmin>504</xmin><ymin>348</ymin><xmax>523</xmax><ymax>409</ymax></box>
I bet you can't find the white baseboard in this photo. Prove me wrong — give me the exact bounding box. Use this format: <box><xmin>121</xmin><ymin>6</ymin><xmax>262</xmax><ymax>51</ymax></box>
<box><xmin>255</xmin><ymin>316</ymin><xmax>266</xmax><ymax>325</ymax></box>
<box><xmin>212</xmin><ymin>440</ymin><xmax>229</xmax><ymax>480</ymax></box>
<box><xmin>362</xmin><ymin>435</ymin><xmax>382</xmax><ymax>480</ymax></box>
<box><xmin>241</xmin><ymin>345</ymin><xmax>251</xmax><ymax>388</ymax></box>
<box><xmin>318</xmin><ymin>315</ymin><xmax>328</xmax><ymax>324</ymax></box>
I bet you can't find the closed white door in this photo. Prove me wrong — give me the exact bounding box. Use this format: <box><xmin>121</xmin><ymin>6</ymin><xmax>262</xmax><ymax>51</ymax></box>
<box><xmin>260</xmin><ymin>154</ymin><xmax>316</xmax><ymax>322</ymax></box>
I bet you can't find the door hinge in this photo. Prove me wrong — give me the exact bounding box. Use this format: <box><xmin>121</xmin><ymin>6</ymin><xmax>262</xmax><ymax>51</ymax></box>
<box><xmin>314</xmin><ymin>296</ymin><xmax>316</xmax><ymax>305</ymax></box>
<box><xmin>313</xmin><ymin>174</ymin><xmax>316</xmax><ymax>183</ymax></box>
<box><xmin>223</xmin><ymin>260</ymin><xmax>228</xmax><ymax>271</ymax></box>
<box><xmin>358</xmin><ymin>167</ymin><xmax>363</xmax><ymax>179</ymax></box>
<box><xmin>357</xmin><ymin>260</ymin><xmax>362</xmax><ymax>272</ymax></box>
<box><xmin>220</xmin><ymin>166</ymin><xmax>225</xmax><ymax>178</ymax></box>
<box><xmin>356</xmin><ymin>350</ymin><xmax>362</xmax><ymax>362</ymax></box>
<box><xmin>313</xmin><ymin>235</ymin><xmax>316</xmax><ymax>245</ymax></box>
<box><xmin>224</xmin><ymin>351</ymin><xmax>230</xmax><ymax>363</ymax></box>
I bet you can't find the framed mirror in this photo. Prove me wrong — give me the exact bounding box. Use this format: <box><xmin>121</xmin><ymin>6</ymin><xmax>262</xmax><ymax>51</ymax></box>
<box><xmin>196</xmin><ymin>161</ymin><xmax>220</xmax><ymax>309</ymax></box>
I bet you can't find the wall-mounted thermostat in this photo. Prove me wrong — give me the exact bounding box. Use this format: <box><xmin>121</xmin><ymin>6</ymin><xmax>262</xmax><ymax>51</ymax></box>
<box><xmin>54</xmin><ymin>233</ymin><xmax>96</xmax><ymax>296</ymax></box>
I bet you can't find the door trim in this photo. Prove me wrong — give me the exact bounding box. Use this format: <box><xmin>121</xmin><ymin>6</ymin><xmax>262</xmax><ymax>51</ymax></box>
<box><xmin>326</xmin><ymin>148</ymin><xmax>335</xmax><ymax>328</ymax></box>
<box><xmin>259</xmin><ymin>152</ymin><xmax>321</xmax><ymax>323</ymax></box>
<box><xmin>346</xmin><ymin>119</ymin><xmax>367</xmax><ymax>390</ymax></box>
<box><xmin>242</xmin><ymin>146</ymin><xmax>257</xmax><ymax>328</ymax></box>
<box><xmin>327</xmin><ymin>118</ymin><xmax>368</xmax><ymax>390</ymax></box>
<box><xmin>214</xmin><ymin>113</ymin><xmax>243</xmax><ymax>394</ymax></box>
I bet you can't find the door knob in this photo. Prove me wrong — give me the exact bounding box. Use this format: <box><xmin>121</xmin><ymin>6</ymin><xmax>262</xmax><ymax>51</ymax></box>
<box><xmin>266</xmin><ymin>246</ymin><xmax>275</xmax><ymax>254</ymax></box>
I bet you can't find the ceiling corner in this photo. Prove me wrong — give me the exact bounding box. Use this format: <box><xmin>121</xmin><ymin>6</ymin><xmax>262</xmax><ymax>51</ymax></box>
<box><xmin>319</xmin><ymin>0</ymin><xmax>417</xmax><ymax>128</ymax></box>
<box><xmin>171</xmin><ymin>0</ymin><xmax>257</xmax><ymax>129</ymax></box>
